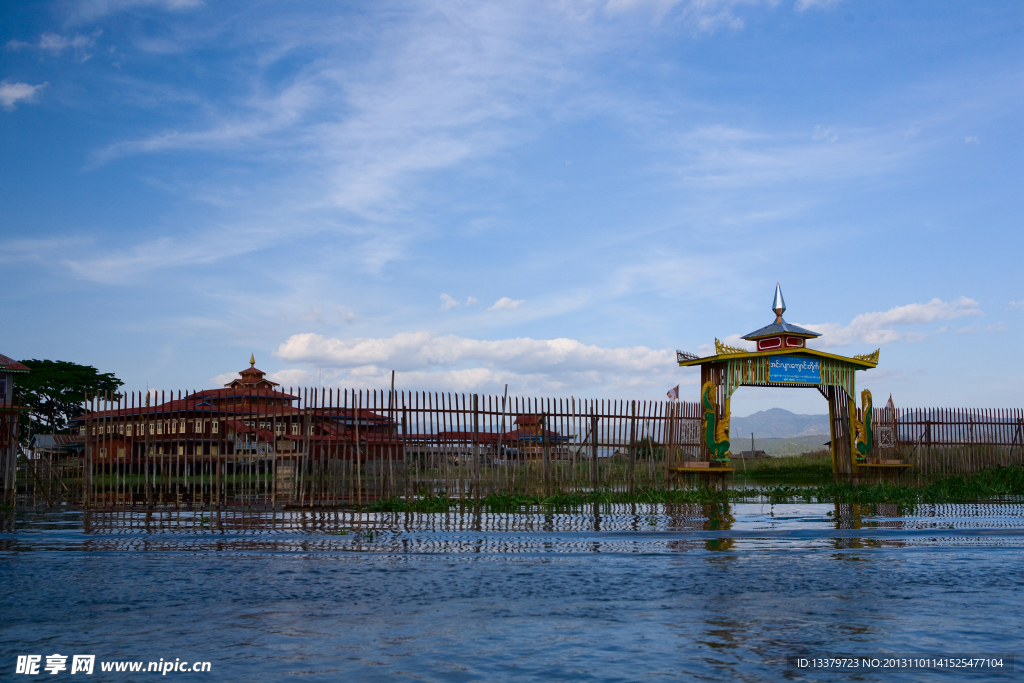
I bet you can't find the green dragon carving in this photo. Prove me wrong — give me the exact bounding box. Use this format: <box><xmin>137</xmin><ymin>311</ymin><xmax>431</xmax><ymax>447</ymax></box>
<box><xmin>852</xmin><ymin>389</ymin><xmax>873</xmax><ymax>458</ymax></box>
<box><xmin>701</xmin><ymin>380</ymin><xmax>731</xmax><ymax>461</ymax></box>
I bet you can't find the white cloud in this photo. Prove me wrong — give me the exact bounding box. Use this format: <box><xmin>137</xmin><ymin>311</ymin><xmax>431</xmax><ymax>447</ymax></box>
<box><xmin>488</xmin><ymin>297</ymin><xmax>524</xmax><ymax>312</ymax></box>
<box><xmin>0</xmin><ymin>80</ymin><xmax>47</xmax><ymax>110</ymax></box>
<box><xmin>273</xmin><ymin>331</ymin><xmax>688</xmax><ymax>395</ymax></box>
<box><xmin>267</xmin><ymin>369</ymin><xmax>315</xmax><ymax>387</ymax></box>
<box><xmin>805</xmin><ymin>297</ymin><xmax>983</xmax><ymax>347</ymax></box>
<box><xmin>1009</xmin><ymin>300</ymin><xmax>1024</xmax><ymax>312</ymax></box>
<box><xmin>965</xmin><ymin>135</ymin><xmax>979</xmax><ymax>144</ymax></box>
<box><xmin>985</xmin><ymin>323</ymin><xmax>1006</xmax><ymax>333</ymax></box>
<box><xmin>440</xmin><ymin>294</ymin><xmax>480</xmax><ymax>311</ymax></box>
<box><xmin>210</xmin><ymin>372</ymin><xmax>236</xmax><ymax>386</ymax></box>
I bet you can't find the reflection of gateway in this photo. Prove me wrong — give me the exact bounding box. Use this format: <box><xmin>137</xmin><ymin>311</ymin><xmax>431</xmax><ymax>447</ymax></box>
<box><xmin>675</xmin><ymin>284</ymin><xmax>902</xmax><ymax>478</ymax></box>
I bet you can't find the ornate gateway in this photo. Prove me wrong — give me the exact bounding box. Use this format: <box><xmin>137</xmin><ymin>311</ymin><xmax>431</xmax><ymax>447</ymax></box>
<box><xmin>675</xmin><ymin>285</ymin><xmax>906</xmax><ymax>477</ymax></box>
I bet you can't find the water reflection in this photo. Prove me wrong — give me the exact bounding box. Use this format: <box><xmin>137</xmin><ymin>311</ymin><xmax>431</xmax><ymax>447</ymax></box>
<box><xmin>4</xmin><ymin>504</ymin><xmax>1023</xmax><ymax>681</ymax></box>
<box><xmin>2</xmin><ymin>503</ymin><xmax>1023</xmax><ymax>555</ymax></box>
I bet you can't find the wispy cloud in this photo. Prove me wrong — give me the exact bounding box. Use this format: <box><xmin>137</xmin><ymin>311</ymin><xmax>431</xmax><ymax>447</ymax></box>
<box><xmin>0</xmin><ymin>80</ymin><xmax>47</xmax><ymax>110</ymax></box>
<box><xmin>65</xmin><ymin>0</ymin><xmax>203</xmax><ymax>24</ymax></box>
<box><xmin>1010</xmin><ymin>300</ymin><xmax>1024</xmax><ymax>312</ymax></box>
<box><xmin>806</xmin><ymin>297</ymin><xmax>982</xmax><ymax>347</ymax></box>
<box><xmin>603</xmin><ymin>0</ymin><xmax>756</xmax><ymax>33</ymax></box>
<box><xmin>671</xmin><ymin>122</ymin><xmax>913</xmax><ymax>190</ymax></box>
<box><xmin>794</xmin><ymin>0</ymin><xmax>845</xmax><ymax>11</ymax></box>
<box><xmin>7</xmin><ymin>31</ymin><xmax>100</xmax><ymax>59</ymax></box>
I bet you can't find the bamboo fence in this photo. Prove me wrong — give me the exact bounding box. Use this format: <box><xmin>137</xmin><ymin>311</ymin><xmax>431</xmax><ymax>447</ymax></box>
<box><xmin>6</xmin><ymin>390</ymin><xmax>1024</xmax><ymax>510</ymax></box>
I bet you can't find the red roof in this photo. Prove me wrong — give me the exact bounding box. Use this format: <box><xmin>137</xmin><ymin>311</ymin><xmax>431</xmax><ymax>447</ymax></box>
<box><xmin>225</xmin><ymin>363</ymin><xmax>280</xmax><ymax>388</ymax></box>
<box><xmin>0</xmin><ymin>353</ymin><xmax>30</xmax><ymax>373</ymax></box>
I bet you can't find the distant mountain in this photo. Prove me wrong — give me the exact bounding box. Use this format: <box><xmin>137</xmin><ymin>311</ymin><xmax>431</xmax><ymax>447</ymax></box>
<box><xmin>730</xmin><ymin>408</ymin><xmax>830</xmax><ymax>439</ymax></box>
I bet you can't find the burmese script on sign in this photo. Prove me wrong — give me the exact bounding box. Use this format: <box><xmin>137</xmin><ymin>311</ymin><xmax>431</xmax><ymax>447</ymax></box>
<box><xmin>768</xmin><ymin>356</ymin><xmax>820</xmax><ymax>384</ymax></box>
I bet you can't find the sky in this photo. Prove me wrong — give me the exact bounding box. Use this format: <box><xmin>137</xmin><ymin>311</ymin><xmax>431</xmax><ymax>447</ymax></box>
<box><xmin>1</xmin><ymin>0</ymin><xmax>1022</xmax><ymax>416</ymax></box>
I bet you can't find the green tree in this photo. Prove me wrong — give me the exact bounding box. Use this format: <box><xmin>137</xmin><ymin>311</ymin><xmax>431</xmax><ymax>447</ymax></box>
<box><xmin>15</xmin><ymin>360</ymin><xmax>123</xmax><ymax>437</ymax></box>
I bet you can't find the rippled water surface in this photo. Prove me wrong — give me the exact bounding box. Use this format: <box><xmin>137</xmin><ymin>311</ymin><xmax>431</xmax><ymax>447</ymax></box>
<box><xmin>2</xmin><ymin>503</ymin><xmax>1022</xmax><ymax>681</ymax></box>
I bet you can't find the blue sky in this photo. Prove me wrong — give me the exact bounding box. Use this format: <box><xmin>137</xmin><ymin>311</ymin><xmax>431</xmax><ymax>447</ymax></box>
<box><xmin>1</xmin><ymin>0</ymin><xmax>1021</xmax><ymax>415</ymax></box>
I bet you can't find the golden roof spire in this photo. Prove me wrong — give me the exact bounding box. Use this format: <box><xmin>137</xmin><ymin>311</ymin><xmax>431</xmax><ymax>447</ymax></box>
<box><xmin>250</xmin><ymin>353</ymin><xmax>256</xmax><ymax>366</ymax></box>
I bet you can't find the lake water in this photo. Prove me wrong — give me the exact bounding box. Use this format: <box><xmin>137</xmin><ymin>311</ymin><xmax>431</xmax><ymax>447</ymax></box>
<box><xmin>2</xmin><ymin>503</ymin><xmax>1021</xmax><ymax>681</ymax></box>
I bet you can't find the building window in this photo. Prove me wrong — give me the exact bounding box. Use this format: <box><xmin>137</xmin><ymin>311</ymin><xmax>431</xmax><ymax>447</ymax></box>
<box><xmin>194</xmin><ymin>420</ymin><xmax>203</xmax><ymax>433</ymax></box>
<box><xmin>118</xmin><ymin>424</ymin><xmax>124</xmax><ymax>435</ymax></box>
<box><xmin>106</xmin><ymin>425</ymin><xmax>112</xmax><ymax>434</ymax></box>
<box><xmin>196</xmin><ymin>445</ymin><xmax>203</xmax><ymax>456</ymax></box>
<box><xmin>92</xmin><ymin>426</ymin><xmax>97</xmax><ymax>436</ymax></box>
<box><xmin>149</xmin><ymin>423</ymin><xmax>155</xmax><ymax>435</ymax></box>
<box><xmin>291</xmin><ymin>423</ymin><xmax>299</xmax><ymax>435</ymax></box>
<box><xmin>309</xmin><ymin>425</ymin><xmax>315</xmax><ymax>435</ymax></box>
<box><xmin>211</xmin><ymin>445</ymin><xmax>219</xmax><ymax>456</ymax></box>
<box><xmin>212</xmin><ymin>421</ymin><xmax>219</xmax><ymax>434</ymax></box>
<box><xmin>178</xmin><ymin>446</ymin><xmax>185</xmax><ymax>456</ymax></box>
<box><xmin>157</xmin><ymin>421</ymin><xmax>164</xmax><ymax>434</ymax></box>
<box><xmin>179</xmin><ymin>419</ymin><xmax>186</xmax><ymax>433</ymax></box>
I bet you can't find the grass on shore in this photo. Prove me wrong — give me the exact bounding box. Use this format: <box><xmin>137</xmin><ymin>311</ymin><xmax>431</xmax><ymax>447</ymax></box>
<box><xmin>365</xmin><ymin>465</ymin><xmax>1024</xmax><ymax>513</ymax></box>
<box><xmin>745</xmin><ymin>450</ymin><xmax>832</xmax><ymax>477</ymax></box>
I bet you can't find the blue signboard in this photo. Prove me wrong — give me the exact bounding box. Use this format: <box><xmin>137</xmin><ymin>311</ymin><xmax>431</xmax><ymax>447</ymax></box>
<box><xmin>769</xmin><ymin>356</ymin><xmax>820</xmax><ymax>384</ymax></box>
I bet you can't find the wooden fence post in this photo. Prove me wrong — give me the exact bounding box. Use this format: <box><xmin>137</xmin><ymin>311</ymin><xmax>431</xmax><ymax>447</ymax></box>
<box><xmin>473</xmin><ymin>394</ymin><xmax>481</xmax><ymax>499</ymax></box>
<box><xmin>541</xmin><ymin>413</ymin><xmax>551</xmax><ymax>496</ymax></box>
<box><xmin>628</xmin><ymin>400</ymin><xmax>637</xmax><ymax>494</ymax></box>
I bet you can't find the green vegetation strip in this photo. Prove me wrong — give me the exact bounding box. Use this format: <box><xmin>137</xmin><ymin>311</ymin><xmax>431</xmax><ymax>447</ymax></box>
<box><xmin>366</xmin><ymin>466</ymin><xmax>1024</xmax><ymax>513</ymax></box>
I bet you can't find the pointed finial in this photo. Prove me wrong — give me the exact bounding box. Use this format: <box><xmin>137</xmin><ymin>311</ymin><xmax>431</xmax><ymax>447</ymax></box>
<box><xmin>250</xmin><ymin>353</ymin><xmax>256</xmax><ymax>366</ymax></box>
<box><xmin>772</xmin><ymin>283</ymin><xmax>786</xmax><ymax>323</ymax></box>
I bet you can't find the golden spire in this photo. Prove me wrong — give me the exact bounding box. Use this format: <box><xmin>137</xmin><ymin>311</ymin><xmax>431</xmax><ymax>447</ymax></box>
<box><xmin>250</xmin><ymin>353</ymin><xmax>256</xmax><ymax>366</ymax></box>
